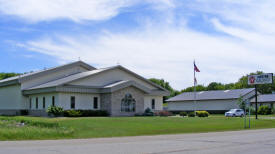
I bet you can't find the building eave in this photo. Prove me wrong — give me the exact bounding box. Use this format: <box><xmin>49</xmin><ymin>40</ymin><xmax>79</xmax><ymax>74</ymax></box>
<box><xmin>23</xmin><ymin>87</ymin><xmax>57</xmax><ymax>95</ymax></box>
<box><xmin>0</xmin><ymin>79</ymin><xmax>20</xmax><ymax>87</ymax></box>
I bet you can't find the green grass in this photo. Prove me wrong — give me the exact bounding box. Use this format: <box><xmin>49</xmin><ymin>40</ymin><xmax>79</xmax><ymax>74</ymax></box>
<box><xmin>1</xmin><ymin>115</ymin><xmax>275</xmax><ymax>140</ymax></box>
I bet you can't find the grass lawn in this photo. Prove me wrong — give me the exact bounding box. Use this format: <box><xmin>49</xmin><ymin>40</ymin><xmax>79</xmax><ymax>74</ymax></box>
<box><xmin>1</xmin><ymin>115</ymin><xmax>275</xmax><ymax>140</ymax></box>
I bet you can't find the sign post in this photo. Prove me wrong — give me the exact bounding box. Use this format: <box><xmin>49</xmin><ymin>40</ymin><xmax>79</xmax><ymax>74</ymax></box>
<box><xmin>248</xmin><ymin>73</ymin><xmax>273</xmax><ymax>120</ymax></box>
<box><xmin>245</xmin><ymin>100</ymin><xmax>251</xmax><ymax>128</ymax></box>
<box><xmin>249</xmin><ymin>102</ymin><xmax>251</xmax><ymax>128</ymax></box>
<box><xmin>244</xmin><ymin>104</ymin><xmax>246</xmax><ymax>128</ymax></box>
<box><xmin>255</xmin><ymin>85</ymin><xmax>258</xmax><ymax>119</ymax></box>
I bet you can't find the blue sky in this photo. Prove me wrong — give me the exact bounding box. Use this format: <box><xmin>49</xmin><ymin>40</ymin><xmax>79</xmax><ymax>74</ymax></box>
<box><xmin>0</xmin><ymin>0</ymin><xmax>275</xmax><ymax>89</ymax></box>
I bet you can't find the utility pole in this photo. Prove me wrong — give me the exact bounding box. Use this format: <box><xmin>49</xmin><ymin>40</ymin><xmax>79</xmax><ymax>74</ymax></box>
<box><xmin>194</xmin><ymin>67</ymin><xmax>196</xmax><ymax>116</ymax></box>
<box><xmin>255</xmin><ymin>85</ymin><xmax>258</xmax><ymax>119</ymax></box>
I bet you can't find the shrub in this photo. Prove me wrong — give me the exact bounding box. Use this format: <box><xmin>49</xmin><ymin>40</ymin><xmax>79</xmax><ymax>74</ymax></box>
<box><xmin>156</xmin><ymin>111</ymin><xmax>173</xmax><ymax>117</ymax></box>
<box><xmin>64</xmin><ymin>110</ymin><xmax>82</xmax><ymax>117</ymax></box>
<box><xmin>196</xmin><ymin>111</ymin><xmax>209</xmax><ymax>117</ymax></box>
<box><xmin>188</xmin><ymin>112</ymin><xmax>195</xmax><ymax>117</ymax></box>
<box><xmin>80</xmin><ymin>110</ymin><xmax>109</xmax><ymax>117</ymax></box>
<box><xmin>246</xmin><ymin>106</ymin><xmax>256</xmax><ymax>115</ymax></box>
<box><xmin>20</xmin><ymin>110</ymin><xmax>29</xmax><ymax>115</ymax></box>
<box><xmin>258</xmin><ymin>105</ymin><xmax>272</xmax><ymax>115</ymax></box>
<box><xmin>143</xmin><ymin>108</ymin><xmax>154</xmax><ymax>116</ymax></box>
<box><xmin>179</xmin><ymin>112</ymin><xmax>187</xmax><ymax>117</ymax></box>
<box><xmin>47</xmin><ymin>106</ymin><xmax>64</xmax><ymax>117</ymax></box>
<box><xmin>63</xmin><ymin>110</ymin><xmax>109</xmax><ymax>117</ymax></box>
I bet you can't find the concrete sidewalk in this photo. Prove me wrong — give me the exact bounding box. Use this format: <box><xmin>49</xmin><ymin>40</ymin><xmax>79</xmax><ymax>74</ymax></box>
<box><xmin>0</xmin><ymin>128</ymin><xmax>275</xmax><ymax>154</ymax></box>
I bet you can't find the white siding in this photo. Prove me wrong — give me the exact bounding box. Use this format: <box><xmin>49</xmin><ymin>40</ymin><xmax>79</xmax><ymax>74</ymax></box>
<box><xmin>0</xmin><ymin>84</ymin><xmax>27</xmax><ymax>109</ymax></box>
<box><xmin>69</xmin><ymin>68</ymin><xmax>156</xmax><ymax>90</ymax></box>
<box><xmin>28</xmin><ymin>93</ymin><xmax>59</xmax><ymax>110</ymax></box>
<box><xmin>59</xmin><ymin>93</ymin><xmax>100</xmax><ymax>110</ymax></box>
<box><xmin>144</xmin><ymin>96</ymin><xmax>163</xmax><ymax>111</ymax></box>
<box><xmin>21</xmin><ymin>66</ymin><xmax>88</xmax><ymax>90</ymax></box>
<box><xmin>28</xmin><ymin>93</ymin><xmax>100</xmax><ymax>111</ymax></box>
<box><xmin>168</xmin><ymin>99</ymin><xmax>239</xmax><ymax>111</ymax></box>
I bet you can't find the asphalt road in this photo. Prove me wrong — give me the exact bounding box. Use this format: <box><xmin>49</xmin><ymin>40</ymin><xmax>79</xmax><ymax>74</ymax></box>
<box><xmin>1</xmin><ymin>128</ymin><xmax>275</xmax><ymax>154</ymax></box>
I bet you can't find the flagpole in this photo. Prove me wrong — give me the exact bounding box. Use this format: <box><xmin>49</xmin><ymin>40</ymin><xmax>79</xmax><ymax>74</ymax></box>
<box><xmin>194</xmin><ymin>60</ymin><xmax>197</xmax><ymax>116</ymax></box>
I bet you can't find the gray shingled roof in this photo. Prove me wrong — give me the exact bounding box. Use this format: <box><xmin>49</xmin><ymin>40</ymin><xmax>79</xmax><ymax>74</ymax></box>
<box><xmin>0</xmin><ymin>61</ymin><xmax>95</xmax><ymax>84</ymax></box>
<box><xmin>26</xmin><ymin>68</ymin><xmax>110</xmax><ymax>90</ymax></box>
<box><xmin>103</xmin><ymin>80</ymin><xmax>129</xmax><ymax>88</ymax></box>
<box><xmin>167</xmin><ymin>88</ymin><xmax>255</xmax><ymax>102</ymax></box>
<box><xmin>251</xmin><ymin>94</ymin><xmax>275</xmax><ymax>103</ymax></box>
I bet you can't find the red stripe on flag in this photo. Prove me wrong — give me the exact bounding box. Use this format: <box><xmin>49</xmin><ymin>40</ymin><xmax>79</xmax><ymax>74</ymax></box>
<box><xmin>194</xmin><ymin>63</ymin><xmax>200</xmax><ymax>72</ymax></box>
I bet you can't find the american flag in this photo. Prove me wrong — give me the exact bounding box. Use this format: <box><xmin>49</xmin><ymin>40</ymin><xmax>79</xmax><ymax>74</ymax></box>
<box><xmin>194</xmin><ymin>62</ymin><xmax>200</xmax><ymax>72</ymax></box>
<box><xmin>194</xmin><ymin>77</ymin><xmax>197</xmax><ymax>85</ymax></box>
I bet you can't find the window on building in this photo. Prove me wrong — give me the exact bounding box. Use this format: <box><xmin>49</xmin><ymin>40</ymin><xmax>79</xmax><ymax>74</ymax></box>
<box><xmin>71</xmin><ymin>96</ymin><xmax>75</xmax><ymax>109</ymax></box>
<box><xmin>151</xmin><ymin>99</ymin><xmax>155</xmax><ymax>110</ymax></box>
<box><xmin>52</xmin><ymin>96</ymin><xmax>55</xmax><ymax>106</ymax></box>
<box><xmin>94</xmin><ymin>97</ymin><xmax>98</xmax><ymax>109</ymax></box>
<box><xmin>29</xmin><ymin>98</ymin><xmax>32</xmax><ymax>109</ymax></box>
<box><xmin>36</xmin><ymin>97</ymin><xmax>38</xmax><ymax>109</ymax></box>
<box><xmin>121</xmin><ymin>93</ymin><xmax>136</xmax><ymax>112</ymax></box>
<box><xmin>43</xmin><ymin>97</ymin><xmax>46</xmax><ymax>109</ymax></box>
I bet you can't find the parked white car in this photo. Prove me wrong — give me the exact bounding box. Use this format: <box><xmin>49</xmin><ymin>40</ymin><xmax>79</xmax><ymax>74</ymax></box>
<box><xmin>225</xmin><ymin>109</ymin><xmax>245</xmax><ymax>117</ymax></box>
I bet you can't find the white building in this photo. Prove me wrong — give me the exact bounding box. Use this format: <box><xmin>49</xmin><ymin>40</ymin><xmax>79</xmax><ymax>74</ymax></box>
<box><xmin>167</xmin><ymin>88</ymin><xmax>255</xmax><ymax>113</ymax></box>
<box><xmin>0</xmin><ymin>61</ymin><xmax>169</xmax><ymax>116</ymax></box>
<box><xmin>251</xmin><ymin>94</ymin><xmax>275</xmax><ymax>109</ymax></box>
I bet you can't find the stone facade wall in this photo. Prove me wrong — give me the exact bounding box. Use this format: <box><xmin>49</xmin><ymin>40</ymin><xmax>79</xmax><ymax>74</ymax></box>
<box><xmin>99</xmin><ymin>86</ymin><xmax>146</xmax><ymax>116</ymax></box>
<box><xmin>100</xmin><ymin>93</ymin><xmax>112</xmax><ymax>114</ymax></box>
<box><xmin>110</xmin><ymin>86</ymin><xmax>145</xmax><ymax>116</ymax></box>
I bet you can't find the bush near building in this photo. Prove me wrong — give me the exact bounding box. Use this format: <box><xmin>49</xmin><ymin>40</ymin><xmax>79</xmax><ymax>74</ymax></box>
<box><xmin>179</xmin><ymin>112</ymin><xmax>187</xmax><ymax>117</ymax></box>
<box><xmin>47</xmin><ymin>106</ymin><xmax>64</xmax><ymax>117</ymax></box>
<box><xmin>195</xmin><ymin>111</ymin><xmax>210</xmax><ymax>117</ymax></box>
<box><xmin>154</xmin><ymin>111</ymin><xmax>173</xmax><ymax>117</ymax></box>
<box><xmin>64</xmin><ymin>110</ymin><xmax>109</xmax><ymax>117</ymax></box>
<box><xmin>188</xmin><ymin>112</ymin><xmax>195</xmax><ymax>117</ymax></box>
<box><xmin>63</xmin><ymin>110</ymin><xmax>82</xmax><ymax>117</ymax></box>
<box><xmin>143</xmin><ymin>108</ymin><xmax>154</xmax><ymax>116</ymax></box>
<box><xmin>258</xmin><ymin>105</ymin><xmax>272</xmax><ymax>115</ymax></box>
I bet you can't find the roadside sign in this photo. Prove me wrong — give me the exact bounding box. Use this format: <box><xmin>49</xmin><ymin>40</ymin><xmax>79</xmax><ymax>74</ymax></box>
<box><xmin>247</xmin><ymin>73</ymin><xmax>274</xmax><ymax>120</ymax></box>
<box><xmin>248</xmin><ymin>73</ymin><xmax>273</xmax><ymax>85</ymax></box>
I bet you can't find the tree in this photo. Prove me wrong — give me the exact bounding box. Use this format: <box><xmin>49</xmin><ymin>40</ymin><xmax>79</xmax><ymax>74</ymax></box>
<box><xmin>207</xmin><ymin>82</ymin><xmax>225</xmax><ymax>90</ymax></box>
<box><xmin>181</xmin><ymin>85</ymin><xmax>207</xmax><ymax>93</ymax></box>
<box><xmin>149</xmin><ymin>78</ymin><xmax>179</xmax><ymax>100</ymax></box>
<box><xmin>237</xmin><ymin>96</ymin><xmax>246</xmax><ymax>110</ymax></box>
<box><xmin>0</xmin><ymin>73</ymin><xmax>20</xmax><ymax>80</ymax></box>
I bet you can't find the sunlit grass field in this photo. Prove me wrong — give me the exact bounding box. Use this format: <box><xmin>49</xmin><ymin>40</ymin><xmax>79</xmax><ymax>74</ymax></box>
<box><xmin>0</xmin><ymin>115</ymin><xmax>275</xmax><ymax>140</ymax></box>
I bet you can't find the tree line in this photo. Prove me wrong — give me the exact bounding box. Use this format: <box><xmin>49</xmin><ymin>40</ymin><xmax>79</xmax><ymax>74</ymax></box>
<box><xmin>0</xmin><ymin>73</ymin><xmax>21</xmax><ymax>80</ymax></box>
<box><xmin>150</xmin><ymin>71</ymin><xmax>275</xmax><ymax>100</ymax></box>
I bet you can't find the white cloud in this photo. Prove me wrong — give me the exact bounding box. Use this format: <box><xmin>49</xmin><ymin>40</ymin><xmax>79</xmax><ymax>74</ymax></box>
<box><xmin>19</xmin><ymin>26</ymin><xmax>270</xmax><ymax>89</ymax></box>
<box><xmin>0</xmin><ymin>0</ymin><xmax>137</xmax><ymax>22</ymax></box>
<box><xmin>11</xmin><ymin>0</ymin><xmax>275</xmax><ymax>89</ymax></box>
<box><xmin>0</xmin><ymin>0</ymin><xmax>176</xmax><ymax>22</ymax></box>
